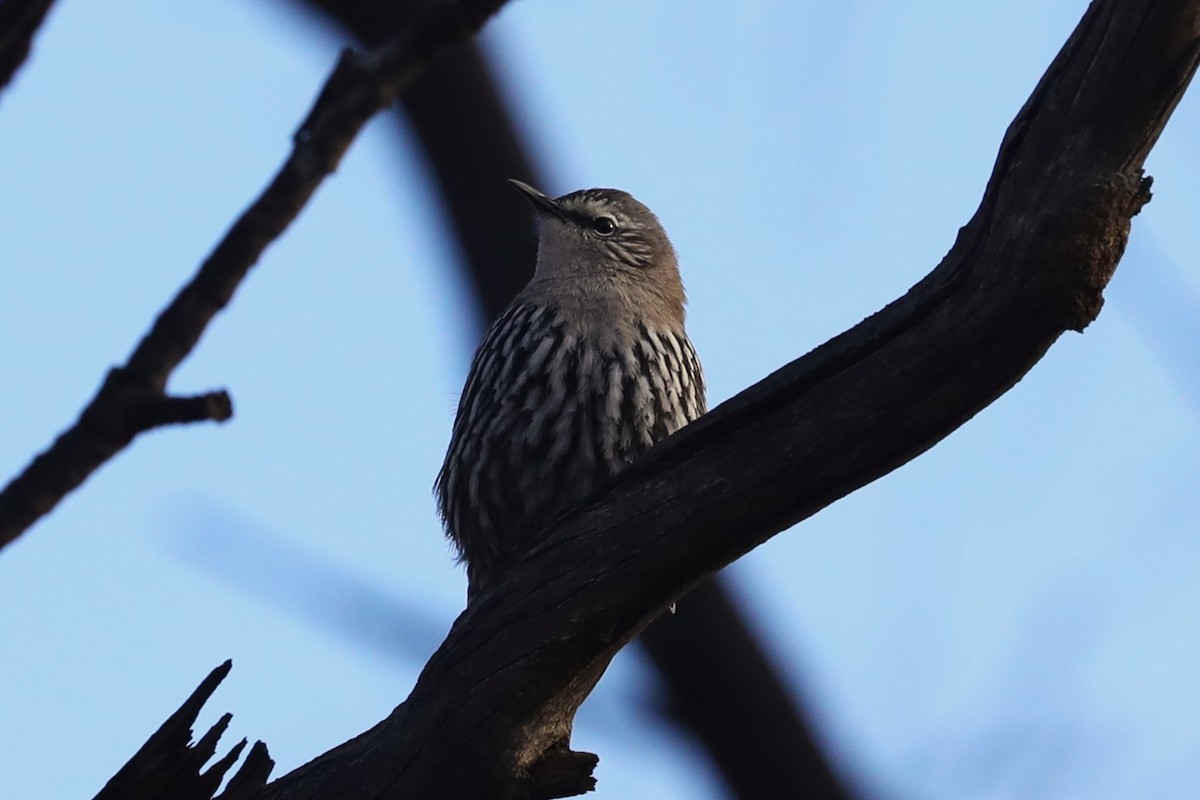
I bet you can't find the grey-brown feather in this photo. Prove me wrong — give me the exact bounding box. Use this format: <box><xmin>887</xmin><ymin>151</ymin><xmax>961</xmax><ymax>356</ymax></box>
<box><xmin>436</xmin><ymin>187</ymin><xmax>705</xmax><ymax>598</ymax></box>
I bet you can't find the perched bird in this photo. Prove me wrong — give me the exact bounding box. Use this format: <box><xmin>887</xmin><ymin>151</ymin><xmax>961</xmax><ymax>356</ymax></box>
<box><xmin>437</xmin><ymin>181</ymin><xmax>706</xmax><ymax>600</ymax></box>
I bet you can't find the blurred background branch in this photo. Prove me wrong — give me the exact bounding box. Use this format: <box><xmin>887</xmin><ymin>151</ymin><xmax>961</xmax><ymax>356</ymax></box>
<box><xmin>0</xmin><ymin>0</ymin><xmax>56</xmax><ymax>94</ymax></box>
<box><xmin>0</xmin><ymin>0</ymin><xmax>513</xmax><ymax>551</ymax></box>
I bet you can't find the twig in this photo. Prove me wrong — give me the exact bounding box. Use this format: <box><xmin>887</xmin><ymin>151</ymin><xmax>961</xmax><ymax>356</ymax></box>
<box><xmin>0</xmin><ymin>0</ymin><xmax>512</xmax><ymax>550</ymax></box>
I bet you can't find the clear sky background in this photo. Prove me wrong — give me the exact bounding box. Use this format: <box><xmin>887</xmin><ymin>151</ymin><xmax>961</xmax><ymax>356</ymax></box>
<box><xmin>2</xmin><ymin>1</ymin><xmax>1199</xmax><ymax>798</ymax></box>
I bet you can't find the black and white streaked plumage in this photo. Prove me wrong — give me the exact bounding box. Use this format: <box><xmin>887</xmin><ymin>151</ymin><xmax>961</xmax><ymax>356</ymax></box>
<box><xmin>437</xmin><ymin>181</ymin><xmax>705</xmax><ymax>600</ymax></box>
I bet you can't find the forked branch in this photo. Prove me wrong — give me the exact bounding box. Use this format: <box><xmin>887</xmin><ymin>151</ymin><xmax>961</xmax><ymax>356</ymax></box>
<box><xmin>0</xmin><ymin>0</ymin><xmax>512</xmax><ymax>549</ymax></box>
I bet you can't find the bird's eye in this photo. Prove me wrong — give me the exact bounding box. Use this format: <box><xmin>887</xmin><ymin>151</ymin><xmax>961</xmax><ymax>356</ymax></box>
<box><xmin>590</xmin><ymin>216</ymin><xmax>617</xmax><ymax>235</ymax></box>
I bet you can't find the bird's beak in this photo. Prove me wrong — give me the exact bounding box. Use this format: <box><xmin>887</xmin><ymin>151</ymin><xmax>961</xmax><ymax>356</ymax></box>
<box><xmin>508</xmin><ymin>179</ymin><xmax>567</xmax><ymax>221</ymax></box>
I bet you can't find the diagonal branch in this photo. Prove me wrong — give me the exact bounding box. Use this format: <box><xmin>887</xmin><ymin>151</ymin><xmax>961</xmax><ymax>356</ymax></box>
<box><xmin>105</xmin><ymin>1</ymin><xmax>1195</xmax><ymax>798</ymax></box>
<box><xmin>0</xmin><ymin>0</ymin><xmax>513</xmax><ymax>550</ymax></box>
<box><xmin>0</xmin><ymin>0</ymin><xmax>56</xmax><ymax>95</ymax></box>
<box><xmin>292</xmin><ymin>1</ymin><xmax>854</xmax><ymax>796</ymax></box>
<box><xmin>267</xmin><ymin>0</ymin><xmax>1198</xmax><ymax>796</ymax></box>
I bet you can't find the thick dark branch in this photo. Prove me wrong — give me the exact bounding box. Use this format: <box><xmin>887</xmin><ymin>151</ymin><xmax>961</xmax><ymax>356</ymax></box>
<box><xmin>104</xmin><ymin>0</ymin><xmax>1200</xmax><ymax>798</ymax></box>
<box><xmin>181</xmin><ymin>1</ymin><xmax>1192</xmax><ymax>798</ymax></box>
<box><xmin>0</xmin><ymin>0</ymin><xmax>512</xmax><ymax>550</ymax></box>
<box><xmin>295</xmin><ymin>2</ymin><xmax>853</xmax><ymax>796</ymax></box>
<box><xmin>0</xmin><ymin>0</ymin><xmax>55</xmax><ymax>94</ymax></box>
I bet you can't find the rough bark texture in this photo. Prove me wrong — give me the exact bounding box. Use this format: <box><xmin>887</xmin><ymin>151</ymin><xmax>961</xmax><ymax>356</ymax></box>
<box><xmin>100</xmin><ymin>1</ymin><xmax>1200</xmax><ymax>798</ymax></box>
<box><xmin>293</xmin><ymin>2</ymin><xmax>854</xmax><ymax>796</ymax></box>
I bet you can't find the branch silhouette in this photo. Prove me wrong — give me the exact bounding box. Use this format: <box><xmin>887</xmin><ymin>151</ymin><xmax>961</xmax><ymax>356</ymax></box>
<box><xmin>100</xmin><ymin>0</ymin><xmax>1200</xmax><ymax>797</ymax></box>
<box><xmin>0</xmin><ymin>0</ymin><xmax>511</xmax><ymax>550</ymax></box>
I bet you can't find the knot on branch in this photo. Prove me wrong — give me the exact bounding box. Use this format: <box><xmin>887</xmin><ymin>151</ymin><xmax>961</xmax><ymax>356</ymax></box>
<box><xmin>81</xmin><ymin>368</ymin><xmax>232</xmax><ymax>445</ymax></box>
<box><xmin>1035</xmin><ymin>170</ymin><xmax>1154</xmax><ymax>333</ymax></box>
<box><xmin>527</xmin><ymin>746</ymin><xmax>599</xmax><ymax>799</ymax></box>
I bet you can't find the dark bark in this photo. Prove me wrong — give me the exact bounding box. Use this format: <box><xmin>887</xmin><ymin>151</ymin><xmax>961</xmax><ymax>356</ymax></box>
<box><xmin>0</xmin><ymin>0</ymin><xmax>513</xmax><ymax>550</ymax></box>
<box><xmin>101</xmin><ymin>0</ymin><xmax>1200</xmax><ymax>798</ymax></box>
<box><xmin>93</xmin><ymin>662</ymin><xmax>274</xmax><ymax>800</ymax></box>
<box><xmin>0</xmin><ymin>0</ymin><xmax>55</xmax><ymax>94</ymax></box>
<box><xmin>293</xmin><ymin>2</ymin><xmax>853</xmax><ymax>797</ymax></box>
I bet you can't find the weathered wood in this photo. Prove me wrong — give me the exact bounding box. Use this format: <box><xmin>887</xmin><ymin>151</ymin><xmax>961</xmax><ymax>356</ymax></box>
<box><xmin>93</xmin><ymin>662</ymin><xmax>274</xmax><ymax>800</ymax></box>
<box><xmin>101</xmin><ymin>0</ymin><xmax>1200</xmax><ymax>797</ymax></box>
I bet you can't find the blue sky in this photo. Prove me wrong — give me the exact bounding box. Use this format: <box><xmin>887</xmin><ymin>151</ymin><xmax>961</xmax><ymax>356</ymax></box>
<box><xmin>2</xmin><ymin>2</ymin><xmax>1199</xmax><ymax>798</ymax></box>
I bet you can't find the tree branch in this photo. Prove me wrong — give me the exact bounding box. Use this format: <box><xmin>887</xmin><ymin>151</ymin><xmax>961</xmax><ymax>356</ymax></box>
<box><xmin>264</xmin><ymin>0</ymin><xmax>1196</xmax><ymax>794</ymax></box>
<box><xmin>0</xmin><ymin>0</ymin><xmax>513</xmax><ymax>550</ymax></box>
<box><xmin>0</xmin><ymin>0</ymin><xmax>55</xmax><ymax>95</ymax></box>
<box><xmin>105</xmin><ymin>0</ymin><xmax>1200</xmax><ymax>797</ymax></box>
<box><xmin>93</xmin><ymin>661</ymin><xmax>274</xmax><ymax>800</ymax></box>
<box><xmin>293</xmin><ymin>1</ymin><xmax>855</xmax><ymax>795</ymax></box>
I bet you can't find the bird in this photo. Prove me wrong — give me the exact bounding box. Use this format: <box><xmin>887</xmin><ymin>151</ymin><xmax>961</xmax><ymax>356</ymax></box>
<box><xmin>436</xmin><ymin>180</ymin><xmax>706</xmax><ymax>601</ymax></box>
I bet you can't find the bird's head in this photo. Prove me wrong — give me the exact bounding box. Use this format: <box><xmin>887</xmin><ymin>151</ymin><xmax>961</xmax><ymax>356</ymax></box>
<box><xmin>510</xmin><ymin>180</ymin><xmax>686</xmax><ymax>325</ymax></box>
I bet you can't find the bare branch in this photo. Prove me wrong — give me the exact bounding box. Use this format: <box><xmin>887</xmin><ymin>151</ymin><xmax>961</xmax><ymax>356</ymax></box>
<box><xmin>106</xmin><ymin>1</ymin><xmax>1200</xmax><ymax>798</ymax></box>
<box><xmin>0</xmin><ymin>0</ymin><xmax>55</xmax><ymax>95</ymax></box>
<box><xmin>293</xmin><ymin>2</ymin><xmax>854</xmax><ymax>795</ymax></box>
<box><xmin>93</xmin><ymin>661</ymin><xmax>274</xmax><ymax>800</ymax></box>
<box><xmin>270</xmin><ymin>0</ymin><xmax>1195</xmax><ymax>794</ymax></box>
<box><xmin>0</xmin><ymin>0</ymin><xmax>513</xmax><ymax>550</ymax></box>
